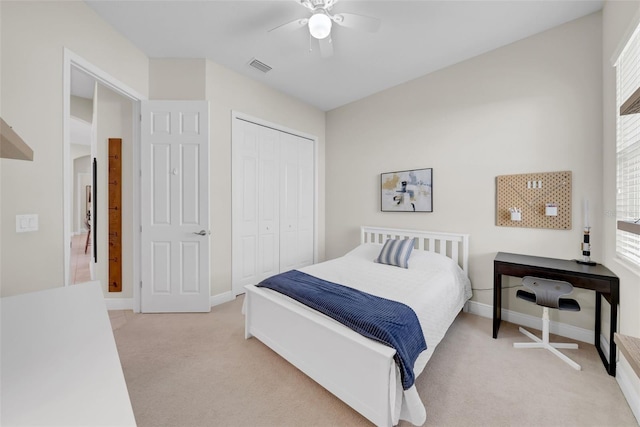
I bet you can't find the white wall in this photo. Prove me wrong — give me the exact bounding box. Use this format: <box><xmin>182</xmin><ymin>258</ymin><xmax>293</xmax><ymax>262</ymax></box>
<box><xmin>149</xmin><ymin>58</ymin><xmax>206</xmax><ymax>100</ymax></box>
<box><xmin>0</xmin><ymin>1</ymin><xmax>148</xmax><ymax>297</ymax></box>
<box><xmin>602</xmin><ymin>0</ymin><xmax>640</xmax><ymax>342</ymax></box>
<box><xmin>1</xmin><ymin>1</ymin><xmax>631</xmax><ymax>342</ymax></box>
<box><xmin>206</xmin><ymin>60</ymin><xmax>326</xmax><ymax>297</ymax></box>
<box><xmin>149</xmin><ymin>58</ymin><xmax>326</xmax><ymax>297</ymax></box>
<box><xmin>326</xmin><ymin>12</ymin><xmax>603</xmax><ymax>330</ymax></box>
<box><xmin>0</xmin><ymin>0</ymin><xmax>3</xmax><ymax>294</ymax></box>
<box><xmin>0</xmin><ymin>1</ymin><xmax>323</xmax><ymax>300</ymax></box>
<box><xmin>602</xmin><ymin>0</ymin><xmax>640</xmax><ymax>413</ymax></box>
<box><xmin>95</xmin><ymin>85</ymin><xmax>134</xmax><ymax>299</ymax></box>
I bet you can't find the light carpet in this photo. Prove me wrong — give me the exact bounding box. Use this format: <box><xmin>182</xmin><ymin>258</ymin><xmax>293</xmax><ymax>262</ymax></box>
<box><xmin>111</xmin><ymin>296</ymin><xmax>636</xmax><ymax>426</ymax></box>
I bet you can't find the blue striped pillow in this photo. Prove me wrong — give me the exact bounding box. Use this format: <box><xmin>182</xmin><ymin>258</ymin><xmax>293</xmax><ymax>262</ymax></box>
<box><xmin>375</xmin><ymin>238</ymin><xmax>415</xmax><ymax>268</ymax></box>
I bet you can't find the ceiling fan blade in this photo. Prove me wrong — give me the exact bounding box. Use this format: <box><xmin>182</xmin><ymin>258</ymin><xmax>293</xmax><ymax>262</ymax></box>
<box><xmin>318</xmin><ymin>36</ymin><xmax>334</xmax><ymax>58</ymax></box>
<box><xmin>268</xmin><ymin>17</ymin><xmax>308</xmax><ymax>33</ymax></box>
<box><xmin>333</xmin><ymin>13</ymin><xmax>380</xmax><ymax>33</ymax></box>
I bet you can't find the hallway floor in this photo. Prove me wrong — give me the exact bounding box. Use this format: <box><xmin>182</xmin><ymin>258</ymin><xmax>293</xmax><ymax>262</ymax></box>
<box><xmin>70</xmin><ymin>232</ymin><xmax>91</xmax><ymax>284</ymax></box>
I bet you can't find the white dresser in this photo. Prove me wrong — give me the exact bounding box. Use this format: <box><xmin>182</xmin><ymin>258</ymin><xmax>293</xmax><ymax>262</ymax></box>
<box><xmin>1</xmin><ymin>282</ymin><xmax>136</xmax><ymax>426</ymax></box>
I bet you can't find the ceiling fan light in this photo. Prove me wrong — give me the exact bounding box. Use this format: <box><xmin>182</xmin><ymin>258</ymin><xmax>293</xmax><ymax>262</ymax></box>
<box><xmin>308</xmin><ymin>13</ymin><xmax>332</xmax><ymax>39</ymax></box>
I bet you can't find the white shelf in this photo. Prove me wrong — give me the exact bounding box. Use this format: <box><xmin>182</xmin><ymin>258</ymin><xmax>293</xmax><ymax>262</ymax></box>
<box><xmin>1</xmin><ymin>117</ymin><xmax>33</xmax><ymax>161</ymax></box>
<box><xmin>617</xmin><ymin>220</ymin><xmax>640</xmax><ymax>236</ymax></box>
<box><xmin>615</xmin><ymin>333</ymin><xmax>640</xmax><ymax>379</ymax></box>
<box><xmin>621</xmin><ymin>85</ymin><xmax>640</xmax><ymax>116</ymax></box>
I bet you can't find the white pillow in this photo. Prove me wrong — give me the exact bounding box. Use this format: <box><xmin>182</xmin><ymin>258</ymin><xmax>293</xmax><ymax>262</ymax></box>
<box><xmin>345</xmin><ymin>242</ymin><xmax>463</xmax><ymax>274</ymax></box>
<box><xmin>344</xmin><ymin>243</ymin><xmax>383</xmax><ymax>260</ymax></box>
<box><xmin>374</xmin><ymin>238</ymin><xmax>415</xmax><ymax>269</ymax></box>
<box><xmin>407</xmin><ymin>249</ymin><xmax>456</xmax><ymax>271</ymax></box>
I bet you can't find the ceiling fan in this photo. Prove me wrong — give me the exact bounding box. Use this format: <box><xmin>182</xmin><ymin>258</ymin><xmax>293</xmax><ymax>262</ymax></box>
<box><xmin>269</xmin><ymin>0</ymin><xmax>380</xmax><ymax>57</ymax></box>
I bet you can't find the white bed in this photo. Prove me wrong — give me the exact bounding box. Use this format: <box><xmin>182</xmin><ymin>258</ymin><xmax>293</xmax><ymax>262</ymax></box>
<box><xmin>243</xmin><ymin>226</ymin><xmax>471</xmax><ymax>426</ymax></box>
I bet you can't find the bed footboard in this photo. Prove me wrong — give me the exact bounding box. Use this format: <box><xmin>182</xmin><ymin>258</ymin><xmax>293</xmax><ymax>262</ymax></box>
<box><xmin>244</xmin><ymin>284</ymin><xmax>397</xmax><ymax>427</ymax></box>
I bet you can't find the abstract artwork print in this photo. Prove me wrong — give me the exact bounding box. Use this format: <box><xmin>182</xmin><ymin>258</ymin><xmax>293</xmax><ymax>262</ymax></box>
<box><xmin>381</xmin><ymin>168</ymin><xmax>433</xmax><ymax>212</ymax></box>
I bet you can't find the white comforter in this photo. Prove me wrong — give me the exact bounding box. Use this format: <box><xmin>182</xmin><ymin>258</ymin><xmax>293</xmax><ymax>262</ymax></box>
<box><xmin>294</xmin><ymin>243</ymin><xmax>472</xmax><ymax>425</ymax></box>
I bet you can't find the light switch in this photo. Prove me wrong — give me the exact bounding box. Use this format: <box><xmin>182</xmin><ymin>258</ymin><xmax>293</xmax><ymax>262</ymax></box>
<box><xmin>16</xmin><ymin>214</ymin><xmax>38</xmax><ymax>232</ymax></box>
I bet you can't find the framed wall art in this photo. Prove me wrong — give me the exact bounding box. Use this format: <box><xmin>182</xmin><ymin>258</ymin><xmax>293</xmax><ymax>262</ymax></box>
<box><xmin>381</xmin><ymin>168</ymin><xmax>433</xmax><ymax>212</ymax></box>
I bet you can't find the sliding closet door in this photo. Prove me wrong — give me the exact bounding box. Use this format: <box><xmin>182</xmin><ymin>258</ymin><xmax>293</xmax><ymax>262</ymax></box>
<box><xmin>232</xmin><ymin>120</ymin><xmax>280</xmax><ymax>296</ymax></box>
<box><xmin>280</xmin><ymin>133</ymin><xmax>314</xmax><ymax>272</ymax></box>
<box><xmin>258</xmin><ymin>129</ymin><xmax>280</xmax><ymax>278</ymax></box>
<box><xmin>232</xmin><ymin>114</ymin><xmax>316</xmax><ymax>296</ymax></box>
<box><xmin>297</xmin><ymin>136</ymin><xmax>315</xmax><ymax>268</ymax></box>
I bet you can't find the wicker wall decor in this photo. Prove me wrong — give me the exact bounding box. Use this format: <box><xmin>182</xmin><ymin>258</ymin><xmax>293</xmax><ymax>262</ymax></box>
<box><xmin>496</xmin><ymin>171</ymin><xmax>572</xmax><ymax>229</ymax></box>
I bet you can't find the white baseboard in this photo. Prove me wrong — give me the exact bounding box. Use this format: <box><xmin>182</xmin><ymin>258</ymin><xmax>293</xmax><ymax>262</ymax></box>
<box><xmin>616</xmin><ymin>356</ymin><xmax>640</xmax><ymax>424</ymax></box>
<box><xmin>211</xmin><ymin>291</ymin><xmax>234</xmax><ymax>307</ymax></box>
<box><xmin>464</xmin><ymin>300</ymin><xmax>595</xmax><ymax>344</ymax></box>
<box><xmin>105</xmin><ymin>292</ymin><xmax>234</xmax><ymax>312</ymax></box>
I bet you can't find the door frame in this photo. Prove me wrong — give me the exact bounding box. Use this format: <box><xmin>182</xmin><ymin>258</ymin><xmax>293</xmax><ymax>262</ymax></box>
<box><xmin>231</xmin><ymin>110</ymin><xmax>319</xmax><ymax>296</ymax></box>
<box><xmin>63</xmin><ymin>49</ymin><xmax>146</xmax><ymax>311</ymax></box>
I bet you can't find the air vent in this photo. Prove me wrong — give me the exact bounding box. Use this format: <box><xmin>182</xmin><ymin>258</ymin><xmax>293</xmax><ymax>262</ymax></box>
<box><xmin>248</xmin><ymin>58</ymin><xmax>272</xmax><ymax>74</ymax></box>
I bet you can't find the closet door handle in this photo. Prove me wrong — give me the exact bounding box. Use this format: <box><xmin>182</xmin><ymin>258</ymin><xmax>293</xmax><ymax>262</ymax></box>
<box><xmin>193</xmin><ymin>230</ymin><xmax>211</xmax><ymax>236</ymax></box>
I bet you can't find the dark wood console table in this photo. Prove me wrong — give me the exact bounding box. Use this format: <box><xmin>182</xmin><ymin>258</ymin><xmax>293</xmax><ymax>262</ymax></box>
<box><xmin>493</xmin><ymin>252</ymin><xmax>619</xmax><ymax>376</ymax></box>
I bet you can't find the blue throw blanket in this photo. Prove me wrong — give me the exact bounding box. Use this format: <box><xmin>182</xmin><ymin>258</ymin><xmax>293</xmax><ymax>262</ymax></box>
<box><xmin>257</xmin><ymin>270</ymin><xmax>427</xmax><ymax>390</ymax></box>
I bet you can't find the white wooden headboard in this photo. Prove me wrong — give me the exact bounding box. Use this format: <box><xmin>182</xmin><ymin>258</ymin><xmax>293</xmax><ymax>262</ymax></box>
<box><xmin>360</xmin><ymin>226</ymin><xmax>470</xmax><ymax>274</ymax></box>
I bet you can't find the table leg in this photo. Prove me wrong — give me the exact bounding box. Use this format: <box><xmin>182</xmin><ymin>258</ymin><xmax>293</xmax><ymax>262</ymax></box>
<box><xmin>595</xmin><ymin>291</ymin><xmax>601</xmax><ymax>347</ymax></box>
<box><xmin>610</xmin><ymin>287</ymin><xmax>618</xmax><ymax>376</ymax></box>
<box><xmin>493</xmin><ymin>270</ymin><xmax>501</xmax><ymax>338</ymax></box>
<box><xmin>595</xmin><ymin>291</ymin><xmax>616</xmax><ymax>376</ymax></box>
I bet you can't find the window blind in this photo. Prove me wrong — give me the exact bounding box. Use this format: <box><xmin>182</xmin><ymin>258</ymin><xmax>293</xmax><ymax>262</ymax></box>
<box><xmin>616</xmin><ymin>22</ymin><xmax>640</xmax><ymax>266</ymax></box>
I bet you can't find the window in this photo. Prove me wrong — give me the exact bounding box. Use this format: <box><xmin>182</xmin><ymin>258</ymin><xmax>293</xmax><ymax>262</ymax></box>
<box><xmin>616</xmin><ymin>22</ymin><xmax>640</xmax><ymax>266</ymax></box>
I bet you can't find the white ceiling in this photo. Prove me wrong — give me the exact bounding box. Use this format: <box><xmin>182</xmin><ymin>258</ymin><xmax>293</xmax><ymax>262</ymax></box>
<box><xmin>85</xmin><ymin>0</ymin><xmax>603</xmax><ymax>111</ymax></box>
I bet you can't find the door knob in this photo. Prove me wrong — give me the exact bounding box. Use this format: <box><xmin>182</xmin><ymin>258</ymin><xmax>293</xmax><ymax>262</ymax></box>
<box><xmin>193</xmin><ymin>230</ymin><xmax>211</xmax><ymax>236</ymax></box>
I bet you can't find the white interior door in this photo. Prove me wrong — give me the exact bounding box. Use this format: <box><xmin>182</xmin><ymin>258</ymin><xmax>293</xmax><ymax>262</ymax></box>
<box><xmin>140</xmin><ymin>101</ymin><xmax>210</xmax><ymax>313</ymax></box>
